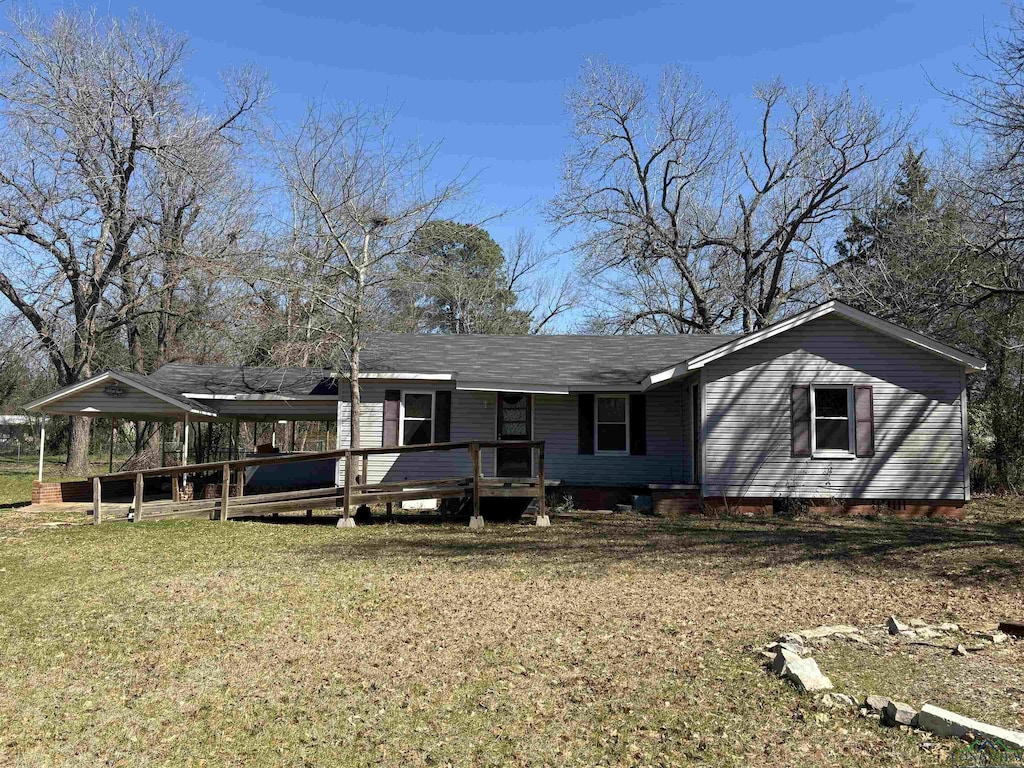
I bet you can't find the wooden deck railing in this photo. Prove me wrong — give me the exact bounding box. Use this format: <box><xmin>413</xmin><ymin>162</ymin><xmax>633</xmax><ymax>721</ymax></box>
<box><xmin>88</xmin><ymin>440</ymin><xmax>548</xmax><ymax>528</ymax></box>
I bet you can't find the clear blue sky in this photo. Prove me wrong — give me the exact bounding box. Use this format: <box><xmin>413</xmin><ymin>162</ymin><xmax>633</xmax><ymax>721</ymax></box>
<box><xmin>41</xmin><ymin>0</ymin><xmax>1010</xmax><ymax>277</ymax></box>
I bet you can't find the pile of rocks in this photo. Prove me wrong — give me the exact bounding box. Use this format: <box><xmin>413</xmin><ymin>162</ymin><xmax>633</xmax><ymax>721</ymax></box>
<box><xmin>885</xmin><ymin>615</ymin><xmax>960</xmax><ymax>641</ymax></box>
<box><xmin>763</xmin><ymin>640</ymin><xmax>833</xmax><ymax>692</ymax></box>
<box><xmin>759</xmin><ymin>618</ymin><xmax>1024</xmax><ymax>750</ymax></box>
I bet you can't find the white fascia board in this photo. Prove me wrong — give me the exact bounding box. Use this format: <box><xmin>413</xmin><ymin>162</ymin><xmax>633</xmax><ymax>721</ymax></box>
<box><xmin>567</xmin><ymin>384</ymin><xmax>644</xmax><ymax>393</ymax></box>
<box><xmin>25</xmin><ymin>371</ymin><xmax>218</xmax><ymax>417</ymax></box>
<box><xmin>456</xmin><ymin>381</ymin><xmax>570</xmax><ymax>395</ymax></box>
<box><xmin>24</xmin><ymin>372</ymin><xmax>115</xmax><ymax>410</ymax></box>
<box><xmin>640</xmin><ymin>301</ymin><xmax>987</xmax><ymax>389</ymax></box>
<box><xmin>640</xmin><ymin>363</ymin><xmax>694</xmax><ymax>391</ymax></box>
<box><xmin>333</xmin><ymin>372</ymin><xmax>453</xmax><ymax>381</ymax></box>
<box><xmin>189</xmin><ymin>393</ymin><xmax>341</xmax><ymax>401</ymax></box>
<box><xmin>827</xmin><ymin>303</ymin><xmax>987</xmax><ymax>373</ymax></box>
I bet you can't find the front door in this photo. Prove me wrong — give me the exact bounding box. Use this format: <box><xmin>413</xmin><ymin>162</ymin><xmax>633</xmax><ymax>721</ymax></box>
<box><xmin>496</xmin><ymin>392</ymin><xmax>532</xmax><ymax>477</ymax></box>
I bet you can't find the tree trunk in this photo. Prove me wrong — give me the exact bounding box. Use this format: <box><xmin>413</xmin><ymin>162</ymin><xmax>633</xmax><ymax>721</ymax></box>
<box><xmin>66</xmin><ymin>415</ymin><xmax>91</xmax><ymax>477</ymax></box>
<box><xmin>349</xmin><ymin>343</ymin><xmax>361</xmax><ymax>450</ymax></box>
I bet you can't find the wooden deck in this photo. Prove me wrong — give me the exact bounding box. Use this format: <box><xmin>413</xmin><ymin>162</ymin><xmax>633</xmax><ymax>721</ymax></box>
<box><xmin>87</xmin><ymin>440</ymin><xmax>549</xmax><ymax>528</ymax></box>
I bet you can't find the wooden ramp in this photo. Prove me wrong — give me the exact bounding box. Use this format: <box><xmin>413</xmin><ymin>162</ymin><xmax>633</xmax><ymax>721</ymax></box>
<box><xmin>88</xmin><ymin>440</ymin><xmax>549</xmax><ymax>528</ymax></box>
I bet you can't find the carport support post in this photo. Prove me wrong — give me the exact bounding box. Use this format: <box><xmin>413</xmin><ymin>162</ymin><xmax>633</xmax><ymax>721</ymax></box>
<box><xmin>108</xmin><ymin>419</ymin><xmax>116</xmax><ymax>473</ymax></box>
<box><xmin>469</xmin><ymin>442</ymin><xmax>484</xmax><ymax>530</ymax></box>
<box><xmin>36</xmin><ymin>419</ymin><xmax>45</xmax><ymax>482</ymax></box>
<box><xmin>182</xmin><ymin>411</ymin><xmax>190</xmax><ymax>473</ymax></box>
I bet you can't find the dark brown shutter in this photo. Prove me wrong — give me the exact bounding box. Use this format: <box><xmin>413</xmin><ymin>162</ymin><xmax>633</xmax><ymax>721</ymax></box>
<box><xmin>791</xmin><ymin>385</ymin><xmax>811</xmax><ymax>457</ymax></box>
<box><xmin>854</xmin><ymin>385</ymin><xmax>875</xmax><ymax>457</ymax></box>
<box><xmin>434</xmin><ymin>390</ymin><xmax>452</xmax><ymax>443</ymax></box>
<box><xmin>629</xmin><ymin>394</ymin><xmax>647</xmax><ymax>455</ymax></box>
<box><xmin>577</xmin><ymin>394</ymin><xmax>594</xmax><ymax>454</ymax></box>
<box><xmin>383</xmin><ymin>389</ymin><xmax>401</xmax><ymax>447</ymax></box>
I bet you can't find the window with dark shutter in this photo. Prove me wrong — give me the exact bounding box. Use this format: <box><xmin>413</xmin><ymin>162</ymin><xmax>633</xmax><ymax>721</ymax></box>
<box><xmin>577</xmin><ymin>394</ymin><xmax>594</xmax><ymax>454</ymax></box>
<box><xmin>434</xmin><ymin>391</ymin><xmax>452</xmax><ymax>443</ymax></box>
<box><xmin>383</xmin><ymin>389</ymin><xmax>401</xmax><ymax>447</ymax></box>
<box><xmin>791</xmin><ymin>385</ymin><xmax>811</xmax><ymax>457</ymax></box>
<box><xmin>629</xmin><ymin>394</ymin><xmax>646</xmax><ymax>455</ymax></box>
<box><xmin>854</xmin><ymin>385</ymin><xmax>874</xmax><ymax>457</ymax></box>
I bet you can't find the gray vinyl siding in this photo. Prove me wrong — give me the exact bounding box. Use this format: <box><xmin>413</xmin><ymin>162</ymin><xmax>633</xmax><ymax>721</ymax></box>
<box><xmin>701</xmin><ymin>315</ymin><xmax>967</xmax><ymax>500</ymax></box>
<box><xmin>41</xmin><ymin>382</ymin><xmax>189</xmax><ymax>417</ymax></box>
<box><xmin>534</xmin><ymin>387</ymin><xmax>690</xmax><ymax>484</ymax></box>
<box><xmin>336</xmin><ymin>381</ymin><xmax>692</xmax><ymax>485</ymax></box>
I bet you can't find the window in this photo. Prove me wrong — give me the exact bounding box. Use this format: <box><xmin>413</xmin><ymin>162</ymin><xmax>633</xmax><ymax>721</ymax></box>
<box><xmin>596</xmin><ymin>395</ymin><xmax>628</xmax><ymax>453</ymax></box>
<box><xmin>401</xmin><ymin>392</ymin><xmax>434</xmax><ymax>445</ymax></box>
<box><xmin>811</xmin><ymin>385</ymin><xmax>853</xmax><ymax>456</ymax></box>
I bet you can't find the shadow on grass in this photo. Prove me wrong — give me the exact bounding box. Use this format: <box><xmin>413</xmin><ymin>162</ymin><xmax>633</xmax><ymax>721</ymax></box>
<box><xmin>297</xmin><ymin>512</ymin><xmax>1024</xmax><ymax>587</ymax></box>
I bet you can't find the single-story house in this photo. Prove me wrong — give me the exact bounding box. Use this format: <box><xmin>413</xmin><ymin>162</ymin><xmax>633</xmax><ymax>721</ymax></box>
<box><xmin>25</xmin><ymin>301</ymin><xmax>985</xmax><ymax>515</ymax></box>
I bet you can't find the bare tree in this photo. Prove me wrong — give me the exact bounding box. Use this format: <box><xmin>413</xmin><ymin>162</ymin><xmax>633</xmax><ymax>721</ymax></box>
<box><xmin>551</xmin><ymin>60</ymin><xmax>909</xmax><ymax>333</ymax></box>
<box><xmin>503</xmin><ymin>230</ymin><xmax>579</xmax><ymax>334</ymax></box>
<box><xmin>270</xmin><ymin>102</ymin><xmax>465</xmax><ymax>448</ymax></box>
<box><xmin>937</xmin><ymin>4</ymin><xmax>1024</xmax><ymax>303</ymax></box>
<box><xmin>0</xmin><ymin>8</ymin><xmax>266</xmax><ymax>473</ymax></box>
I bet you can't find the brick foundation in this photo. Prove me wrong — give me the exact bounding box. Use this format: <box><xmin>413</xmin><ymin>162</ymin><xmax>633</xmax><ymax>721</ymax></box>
<box><xmin>701</xmin><ymin>496</ymin><xmax>965</xmax><ymax>519</ymax></box>
<box><xmin>31</xmin><ymin>479</ymin><xmax>134</xmax><ymax>505</ymax></box>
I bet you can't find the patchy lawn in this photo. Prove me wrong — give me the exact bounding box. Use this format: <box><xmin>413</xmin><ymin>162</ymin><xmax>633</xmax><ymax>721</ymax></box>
<box><xmin>0</xmin><ymin>501</ymin><xmax>1021</xmax><ymax>767</ymax></box>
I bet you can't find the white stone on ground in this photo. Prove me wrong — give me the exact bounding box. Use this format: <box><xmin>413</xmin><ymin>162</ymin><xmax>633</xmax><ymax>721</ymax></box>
<box><xmin>771</xmin><ymin>647</ymin><xmax>803</xmax><ymax>677</ymax></box>
<box><xmin>917</xmin><ymin>704</ymin><xmax>1024</xmax><ymax>749</ymax></box>
<box><xmin>865</xmin><ymin>695</ymin><xmax>891</xmax><ymax>713</ymax></box>
<box><xmin>883</xmin><ymin>700</ymin><xmax>918</xmax><ymax>727</ymax></box>
<box><xmin>798</xmin><ymin>625</ymin><xmax>859</xmax><ymax>639</ymax></box>
<box><xmin>784</xmin><ymin>657</ymin><xmax>833</xmax><ymax>692</ymax></box>
<box><xmin>336</xmin><ymin>517</ymin><xmax>356</xmax><ymax>528</ymax></box>
<box><xmin>979</xmin><ymin>631</ymin><xmax>1008</xmax><ymax>644</ymax></box>
<box><xmin>821</xmin><ymin>693</ymin><xmax>856</xmax><ymax>708</ymax></box>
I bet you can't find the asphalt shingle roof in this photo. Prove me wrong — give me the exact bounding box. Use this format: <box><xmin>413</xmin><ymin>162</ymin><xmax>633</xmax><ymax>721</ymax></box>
<box><xmin>361</xmin><ymin>333</ymin><xmax>741</xmax><ymax>387</ymax></box>
<box><xmin>145</xmin><ymin>333</ymin><xmax>741</xmax><ymax>395</ymax></box>
<box><xmin>148</xmin><ymin>365</ymin><xmax>339</xmax><ymax>397</ymax></box>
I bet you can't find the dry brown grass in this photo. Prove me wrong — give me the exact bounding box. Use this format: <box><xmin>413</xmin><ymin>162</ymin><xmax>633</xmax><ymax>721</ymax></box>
<box><xmin>0</xmin><ymin>500</ymin><xmax>1021</xmax><ymax>767</ymax></box>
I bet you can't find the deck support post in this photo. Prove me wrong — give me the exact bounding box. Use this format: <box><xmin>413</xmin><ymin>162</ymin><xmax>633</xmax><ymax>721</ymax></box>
<box><xmin>337</xmin><ymin>450</ymin><xmax>356</xmax><ymax>528</ymax></box>
<box><xmin>535</xmin><ymin>444</ymin><xmax>549</xmax><ymax>526</ymax></box>
<box><xmin>92</xmin><ymin>476</ymin><xmax>102</xmax><ymax>525</ymax></box>
<box><xmin>133</xmin><ymin>472</ymin><xmax>144</xmax><ymax>522</ymax></box>
<box><xmin>220</xmin><ymin>463</ymin><xmax>230</xmax><ymax>522</ymax></box>
<box><xmin>171</xmin><ymin>472</ymin><xmax>180</xmax><ymax>501</ymax></box>
<box><xmin>360</xmin><ymin>453</ymin><xmax>368</xmax><ymax>486</ymax></box>
<box><xmin>36</xmin><ymin>419</ymin><xmax>45</xmax><ymax>482</ymax></box>
<box><xmin>181</xmin><ymin>413</ymin><xmax>190</xmax><ymax>487</ymax></box>
<box><xmin>469</xmin><ymin>442</ymin><xmax>484</xmax><ymax>529</ymax></box>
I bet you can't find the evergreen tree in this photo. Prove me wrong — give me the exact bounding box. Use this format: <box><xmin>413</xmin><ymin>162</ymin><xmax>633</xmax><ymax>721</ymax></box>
<box><xmin>400</xmin><ymin>221</ymin><xmax>531</xmax><ymax>334</ymax></box>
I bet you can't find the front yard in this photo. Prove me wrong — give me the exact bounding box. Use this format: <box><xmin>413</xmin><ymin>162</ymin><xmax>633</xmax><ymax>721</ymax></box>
<box><xmin>0</xmin><ymin>496</ymin><xmax>1022</xmax><ymax>766</ymax></box>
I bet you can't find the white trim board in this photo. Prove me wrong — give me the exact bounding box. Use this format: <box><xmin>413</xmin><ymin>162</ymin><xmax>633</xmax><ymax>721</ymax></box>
<box><xmin>640</xmin><ymin>301</ymin><xmax>987</xmax><ymax>390</ymax></box>
<box><xmin>459</xmin><ymin>381</ymin><xmax>570</xmax><ymax>395</ymax></box>
<box><xmin>336</xmin><ymin>372</ymin><xmax>453</xmax><ymax>381</ymax></box>
<box><xmin>24</xmin><ymin>371</ymin><xmax>218</xmax><ymax>417</ymax></box>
